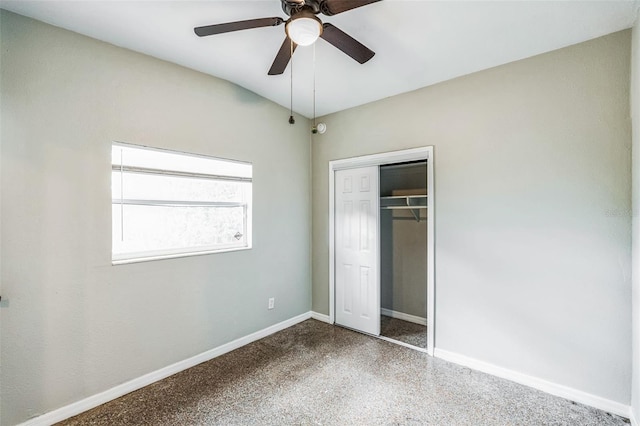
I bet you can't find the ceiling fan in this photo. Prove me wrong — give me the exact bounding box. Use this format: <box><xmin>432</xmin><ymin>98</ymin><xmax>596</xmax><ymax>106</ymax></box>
<box><xmin>194</xmin><ymin>0</ymin><xmax>381</xmax><ymax>75</ymax></box>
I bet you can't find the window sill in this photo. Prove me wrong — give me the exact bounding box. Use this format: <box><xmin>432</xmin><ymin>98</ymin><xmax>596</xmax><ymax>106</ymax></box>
<box><xmin>112</xmin><ymin>246</ymin><xmax>251</xmax><ymax>265</ymax></box>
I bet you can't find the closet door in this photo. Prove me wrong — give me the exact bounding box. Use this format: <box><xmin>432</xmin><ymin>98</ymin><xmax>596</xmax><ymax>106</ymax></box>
<box><xmin>335</xmin><ymin>166</ymin><xmax>380</xmax><ymax>336</ymax></box>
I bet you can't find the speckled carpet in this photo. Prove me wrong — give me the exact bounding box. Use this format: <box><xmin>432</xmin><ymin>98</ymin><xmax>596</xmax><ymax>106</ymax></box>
<box><xmin>380</xmin><ymin>315</ymin><xmax>427</xmax><ymax>348</ymax></box>
<box><xmin>57</xmin><ymin>320</ymin><xmax>628</xmax><ymax>425</ymax></box>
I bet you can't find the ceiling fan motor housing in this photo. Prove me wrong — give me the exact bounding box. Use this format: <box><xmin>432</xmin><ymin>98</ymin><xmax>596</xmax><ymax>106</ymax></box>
<box><xmin>282</xmin><ymin>0</ymin><xmax>321</xmax><ymax>17</ymax></box>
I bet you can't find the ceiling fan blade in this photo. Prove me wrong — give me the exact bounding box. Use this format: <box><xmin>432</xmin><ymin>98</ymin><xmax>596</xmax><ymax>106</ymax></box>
<box><xmin>320</xmin><ymin>23</ymin><xmax>375</xmax><ymax>64</ymax></box>
<box><xmin>268</xmin><ymin>37</ymin><xmax>298</xmax><ymax>75</ymax></box>
<box><xmin>320</xmin><ymin>0</ymin><xmax>381</xmax><ymax>16</ymax></box>
<box><xmin>194</xmin><ymin>17</ymin><xmax>284</xmax><ymax>37</ymax></box>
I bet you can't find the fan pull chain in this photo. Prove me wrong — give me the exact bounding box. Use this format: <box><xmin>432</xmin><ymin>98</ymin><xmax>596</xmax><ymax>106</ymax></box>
<box><xmin>289</xmin><ymin>38</ymin><xmax>295</xmax><ymax>125</ymax></box>
<box><xmin>313</xmin><ymin>42</ymin><xmax>316</xmax><ymax>127</ymax></box>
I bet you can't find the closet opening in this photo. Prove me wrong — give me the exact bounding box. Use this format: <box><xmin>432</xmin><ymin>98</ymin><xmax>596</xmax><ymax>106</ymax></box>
<box><xmin>379</xmin><ymin>161</ymin><xmax>428</xmax><ymax>350</ymax></box>
<box><xmin>329</xmin><ymin>147</ymin><xmax>434</xmax><ymax>355</ymax></box>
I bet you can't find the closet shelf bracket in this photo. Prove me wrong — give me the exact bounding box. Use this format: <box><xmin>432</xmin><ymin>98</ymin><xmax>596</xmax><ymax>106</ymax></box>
<box><xmin>409</xmin><ymin>206</ymin><xmax>420</xmax><ymax>222</ymax></box>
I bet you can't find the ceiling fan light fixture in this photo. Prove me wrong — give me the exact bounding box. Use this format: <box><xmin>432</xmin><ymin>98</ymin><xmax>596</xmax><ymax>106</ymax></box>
<box><xmin>286</xmin><ymin>15</ymin><xmax>323</xmax><ymax>46</ymax></box>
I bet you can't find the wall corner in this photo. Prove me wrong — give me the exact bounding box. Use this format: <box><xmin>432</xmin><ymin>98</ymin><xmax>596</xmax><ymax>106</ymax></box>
<box><xmin>630</xmin><ymin>5</ymin><xmax>640</xmax><ymax>423</ymax></box>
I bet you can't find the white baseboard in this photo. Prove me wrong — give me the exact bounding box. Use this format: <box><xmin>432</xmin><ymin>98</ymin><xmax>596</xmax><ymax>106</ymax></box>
<box><xmin>310</xmin><ymin>311</ymin><xmax>331</xmax><ymax>323</ymax></box>
<box><xmin>381</xmin><ymin>308</ymin><xmax>427</xmax><ymax>326</ymax></box>
<box><xmin>18</xmin><ymin>314</ymin><xmax>631</xmax><ymax>425</ymax></box>
<box><xmin>434</xmin><ymin>348</ymin><xmax>631</xmax><ymax>419</ymax></box>
<box><xmin>19</xmin><ymin>312</ymin><xmax>313</xmax><ymax>426</ymax></box>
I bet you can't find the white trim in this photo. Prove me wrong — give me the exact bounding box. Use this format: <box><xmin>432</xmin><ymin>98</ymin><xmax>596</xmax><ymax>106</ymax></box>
<box><xmin>329</xmin><ymin>147</ymin><xmax>431</xmax><ymax>169</ymax></box>
<box><xmin>310</xmin><ymin>311</ymin><xmax>332</xmax><ymax>323</ymax></box>
<box><xmin>328</xmin><ymin>147</ymin><xmax>435</xmax><ymax>356</ymax></box>
<box><xmin>434</xmin><ymin>348</ymin><xmax>631</xmax><ymax>419</ymax></box>
<box><xmin>381</xmin><ymin>308</ymin><xmax>427</xmax><ymax>326</ymax></box>
<box><xmin>112</xmin><ymin>140</ymin><xmax>253</xmax><ymax>169</ymax></box>
<box><xmin>426</xmin><ymin>151</ymin><xmax>435</xmax><ymax>356</ymax></box>
<box><xmin>631</xmin><ymin>409</ymin><xmax>639</xmax><ymax>426</ymax></box>
<box><xmin>112</xmin><ymin>245</ymin><xmax>251</xmax><ymax>265</ymax></box>
<box><xmin>329</xmin><ymin>161</ymin><xmax>335</xmax><ymax>324</ymax></box>
<box><xmin>18</xmin><ymin>312</ymin><xmax>312</xmax><ymax>426</ymax></box>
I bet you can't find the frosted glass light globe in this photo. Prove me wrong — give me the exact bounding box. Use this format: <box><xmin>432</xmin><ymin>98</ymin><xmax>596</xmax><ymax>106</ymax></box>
<box><xmin>286</xmin><ymin>17</ymin><xmax>322</xmax><ymax>46</ymax></box>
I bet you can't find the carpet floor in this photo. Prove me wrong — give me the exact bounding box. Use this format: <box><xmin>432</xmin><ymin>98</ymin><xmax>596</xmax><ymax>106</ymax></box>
<box><xmin>58</xmin><ymin>319</ymin><xmax>628</xmax><ymax>425</ymax></box>
<box><xmin>380</xmin><ymin>315</ymin><xmax>427</xmax><ymax>349</ymax></box>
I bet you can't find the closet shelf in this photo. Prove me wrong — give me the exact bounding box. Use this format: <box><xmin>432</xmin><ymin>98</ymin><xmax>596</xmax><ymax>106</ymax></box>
<box><xmin>380</xmin><ymin>206</ymin><xmax>427</xmax><ymax>209</ymax></box>
<box><xmin>380</xmin><ymin>195</ymin><xmax>427</xmax><ymax>208</ymax></box>
<box><xmin>380</xmin><ymin>194</ymin><xmax>427</xmax><ymax>222</ymax></box>
<box><xmin>382</xmin><ymin>195</ymin><xmax>427</xmax><ymax>200</ymax></box>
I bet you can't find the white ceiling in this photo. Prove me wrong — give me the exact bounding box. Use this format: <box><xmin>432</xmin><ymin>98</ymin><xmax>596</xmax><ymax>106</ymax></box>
<box><xmin>1</xmin><ymin>0</ymin><xmax>638</xmax><ymax>118</ymax></box>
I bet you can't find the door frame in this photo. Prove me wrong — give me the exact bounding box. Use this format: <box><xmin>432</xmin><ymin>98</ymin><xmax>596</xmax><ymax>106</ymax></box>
<box><xmin>329</xmin><ymin>147</ymin><xmax>435</xmax><ymax>355</ymax></box>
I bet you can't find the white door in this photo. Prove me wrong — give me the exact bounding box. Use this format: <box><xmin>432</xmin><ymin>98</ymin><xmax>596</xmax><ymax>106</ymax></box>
<box><xmin>334</xmin><ymin>166</ymin><xmax>380</xmax><ymax>335</ymax></box>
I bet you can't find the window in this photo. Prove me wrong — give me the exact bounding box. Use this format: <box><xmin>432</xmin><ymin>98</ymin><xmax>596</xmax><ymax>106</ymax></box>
<box><xmin>112</xmin><ymin>142</ymin><xmax>252</xmax><ymax>264</ymax></box>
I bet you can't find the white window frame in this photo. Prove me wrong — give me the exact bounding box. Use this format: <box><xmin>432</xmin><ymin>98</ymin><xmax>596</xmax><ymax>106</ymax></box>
<box><xmin>112</xmin><ymin>142</ymin><xmax>252</xmax><ymax>265</ymax></box>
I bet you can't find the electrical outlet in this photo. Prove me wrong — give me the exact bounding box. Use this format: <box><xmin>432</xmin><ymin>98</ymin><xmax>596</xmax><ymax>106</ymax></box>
<box><xmin>268</xmin><ymin>297</ymin><xmax>275</xmax><ymax>310</ymax></box>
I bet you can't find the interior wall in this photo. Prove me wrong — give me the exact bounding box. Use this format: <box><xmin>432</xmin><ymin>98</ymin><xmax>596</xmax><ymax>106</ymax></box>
<box><xmin>312</xmin><ymin>31</ymin><xmax>632</xmax><ymax>404</ymax></box>
<box><xmin>631</xmin><ymin>7</ymin><xmax>640</xmax><ymax>424</ymax></box>
<box><xmin>380</xmin><ymin>165</ymin><xmax>427</xmax><ymax>319</ymax></box>
<box><xmin>0</xmin><ymin>11</ymin><xmax>311</xmax><ymax>426</ymax></box>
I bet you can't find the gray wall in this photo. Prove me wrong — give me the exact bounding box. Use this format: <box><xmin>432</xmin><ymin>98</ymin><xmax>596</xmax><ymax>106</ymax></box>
<box><xmin>312</xmin><ymin>31</ymin><xmax>632</xmax><ymax>404</ymax></box>
<box><xmin>0</xmin><ymin>11</ymin><xmax>311</xmax><ymax>426</ymax></box>
<box><xmin>631</xmin><ymin>8</ymin><xmax>640</xmax><ymax>423</ymax></box>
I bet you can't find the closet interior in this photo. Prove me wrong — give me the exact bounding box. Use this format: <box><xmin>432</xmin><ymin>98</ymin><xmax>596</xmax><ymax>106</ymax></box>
<box><xmin>379</xmin><ymin>161</ymin><xmax>428</xmax><ymax>349</ymax></box>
